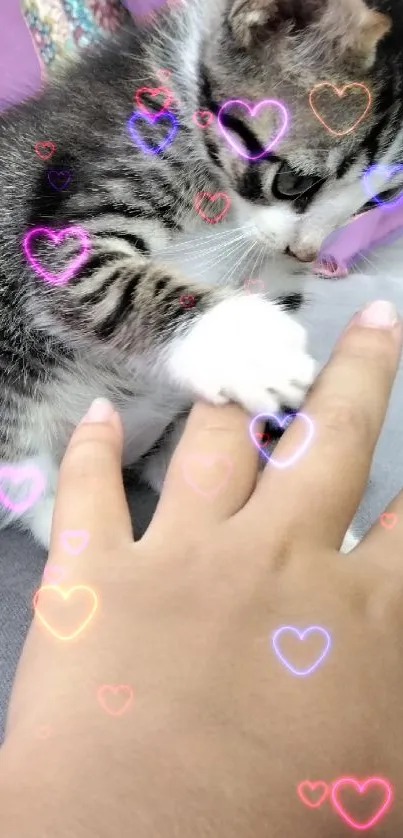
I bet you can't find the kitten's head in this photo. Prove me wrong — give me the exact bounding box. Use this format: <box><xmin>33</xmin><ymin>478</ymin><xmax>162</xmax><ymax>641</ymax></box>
<box><xmin>196</xmin><ymin>0</ymin><xmax>395</xmax><ymax>264</ymax></box>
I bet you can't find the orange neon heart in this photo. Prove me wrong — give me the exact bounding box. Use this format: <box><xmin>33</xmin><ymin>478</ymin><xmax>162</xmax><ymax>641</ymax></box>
<box><xmin>32</xmin><ymin>585</ymin><xmax>98</xmax><ymax>641</ymax></box>
<box><xmin>308</xmin><ymin>82</ymin><xmax>371</xmax><ymax>137</ymax></box>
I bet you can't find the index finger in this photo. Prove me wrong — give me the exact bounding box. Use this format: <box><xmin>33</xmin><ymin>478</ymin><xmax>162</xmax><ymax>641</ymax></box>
<box><xmin>246</xmin><ymin>301</ymin><xmax>402</xmax><ymax>550</ymax></box>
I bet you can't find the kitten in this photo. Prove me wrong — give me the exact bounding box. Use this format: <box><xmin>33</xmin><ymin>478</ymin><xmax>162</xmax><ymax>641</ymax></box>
<box><xmin>0</xmin><ymin>0</ymin><xmax>399</xmax><ymax>549</ymax></box>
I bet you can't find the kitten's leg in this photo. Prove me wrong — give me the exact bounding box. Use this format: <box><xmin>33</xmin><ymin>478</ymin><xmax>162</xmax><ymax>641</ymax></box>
<box><xmin>31</xmin><ymin>240</ymin><xmax>316</xmax><ymax>418</ymax></box>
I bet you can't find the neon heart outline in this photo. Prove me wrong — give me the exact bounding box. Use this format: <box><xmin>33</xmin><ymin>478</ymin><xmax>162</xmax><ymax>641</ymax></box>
<box><xmin>134</xmin><ymin>85</ymin><xmax>174</xmax><ymax>116</ymax></box>
<box><xmin>194</xmin><ymin>191</ymin><xmax>231</xmax><ymax>223</ymax></box>
<box><xmin>272</xmin><ymin>626</ymin><xmax>331</xmax><ymax>676</ymax></box>
<box><xmin>60</xmin><ymin>529</ymin><xmax>90</xmax><ymax>555</ymax></box>
<box><xmin>331</xmin><ymin>777</ymin><xmax>393</xmax><ymax>830</ymax></box>
<box><xmin>244</xmin><ymin>278</ymin><xmax>265</xmax><ymax>294</ymax></box>
<box><xmin>297</xmin><ymin>780</ymin><xmax>329</xmax><ymax>809</ymax></box>
<box><xmin>127</xmin><ymin>110</ymin><xmax>178</xmax><ymax>154</ymax></box>
<box><xmin>362</xmin><ymin>163</ymin><xmax>403</xmax><ymax>210</ymax></box>
<box><xmin>156</xmin><ymin>68</ymin><xmax>171</xmax><ymax>82</ymax></box>
<box><xmin>22</xmin><ymin>225</ymin><xmax>91</xmax><ymax>286</ymax></box>
<box><xmin>182</xmin><ymin>453</ymin><xmax>233</xmax><ymax>498</ymax></box>
<box><xmin>97</xmin><ymin>684</ymin><xmax>134</xmax><ymax>717</ymax></box>
<box><xmin>192</xmin><ymin>109</ymin><xmax>214</xmax><ymax>128</ymax></box>
<box><xmin>249</xmin><ymin>412</ymin><xmax>314</xmax><ymax>468</ymax></box>
<box><xmin>308</xmin><ymin>82</ymin><xmax>371</xmax><ymax>137</ymax></box>
<box><xmin>179</xmin><ymin>294</ymin><xmax>196</xmax><ymax>309</ymax></box>
<box><xmin>217</xmin><ymin>99</ymin><xmax>289</xmax><ymax>161</ymax></box>
<box><xmin>0</xmin><ymin>464</ymin><xmax>45</xmax><ymax>514</ymax></box>
<box><xmin>379</xmin><ymin>512</ymin><xmax>398</xmax><ymax>530</ymax></box>
<box><xmin>47</xmin><ymin>169</ymin><xmax>71</xmax><ymax>191</ymax></box>
<box><xmin>43</xmin><ymin>564</ymin><xmax>66</xmax><ymax>585</ymax></box>
<box><xmin>34</xmin><ymin>141</ymin><xmax>56</xmax><ymax>160</ymax></box>
<box><xmin>32</xmin><ymin>585</ymin><xmax>98</xmax><ymax>642</ymax></box>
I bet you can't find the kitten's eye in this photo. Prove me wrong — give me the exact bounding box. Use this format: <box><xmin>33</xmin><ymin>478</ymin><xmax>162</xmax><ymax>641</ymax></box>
<box><xmin>273</xmin><ymin>162</ymin><xmax>320</xmax><ymax>199</ymax></box>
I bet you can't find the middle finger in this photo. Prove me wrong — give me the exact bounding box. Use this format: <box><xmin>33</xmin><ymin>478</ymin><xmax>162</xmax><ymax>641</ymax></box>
<box><xmin>240</xmin><ymin>303</ymin><xmax>402</xmax><ymax>551</ymax></box>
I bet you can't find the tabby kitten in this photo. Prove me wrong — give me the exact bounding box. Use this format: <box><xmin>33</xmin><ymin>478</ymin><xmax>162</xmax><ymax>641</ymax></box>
<box><xmin>0</xmin><ymin>0</ymin><xmax>399</xmax><ymax>548</ymax></box>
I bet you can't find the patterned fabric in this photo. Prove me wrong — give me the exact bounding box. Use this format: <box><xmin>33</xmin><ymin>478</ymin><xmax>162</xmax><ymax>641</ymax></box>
<box><xmin>21</xmin><ymin>0</ymin><xmax>131</xmax><ymax>70</ymax></box>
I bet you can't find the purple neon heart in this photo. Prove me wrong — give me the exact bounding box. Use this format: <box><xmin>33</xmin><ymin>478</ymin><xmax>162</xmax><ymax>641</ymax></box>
<box><xmin>22</xmin><ymin>225</ymin><xmax>91</xmax><ymax>286</ymax></box>
<box><xmin>47</xmin><ymin>169</ymin><xmax>71</xmax><ymax>191</ymax></box>
<box><xmin>127</xmin><ymin>109</ymin><xmax>178</xmax><ymax>154</ymax></box>
<box><xmin>217</xmin><ymin>99</ymin><xmax>289</xmax><ymax>161</ymax></box>
<box><xmin>0</xmin><ymin>464</ymin><xmax>46</xmax><ymax>515</ymax></box>
<box><xmin>249</xmin><ymin>412</ymin><xmax>314</xmax><ymax>468</ymax></box>
<box><xmin>272</xmin><ymin>626</ymin><xmax>331</xmax><ymax>676</ymax></box>
<box><xmin>362</xmin><ymin>164</ymin><xmax>403</xmax><ymax>210</ymax></box>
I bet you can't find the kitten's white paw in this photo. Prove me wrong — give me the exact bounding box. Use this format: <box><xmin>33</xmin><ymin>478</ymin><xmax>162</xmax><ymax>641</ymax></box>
<box><xmin>167</xmin><ymin>295</ymin><xmax>316</xmax><ymax>414</ymax></box>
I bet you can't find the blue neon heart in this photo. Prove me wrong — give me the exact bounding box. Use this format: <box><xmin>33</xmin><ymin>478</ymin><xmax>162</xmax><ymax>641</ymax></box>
<box><xmin>362</xmin><ymin>163</ymin><xmax>403</xmax><ymax>210</ymax></box>
<box><xmin>47</xmin><ymin>169</ymin><xmax>71</xmax><ymax>191</ymax></box>
<box><xmin>127</xmin><ymin>110</ymin><xmax>178</xmax><ymax>154</ymax></box>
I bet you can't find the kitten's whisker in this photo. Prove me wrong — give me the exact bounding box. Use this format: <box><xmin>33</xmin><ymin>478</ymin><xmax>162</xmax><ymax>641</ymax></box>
<box><xmin>162</xmin><ymin>227</ymin><xmax>248</xmax><ymax>251</ymax></box>
<box><xmin>219</xmin><ymin>241</ymin><xmax>257</xmax><ymax>288</ymax></box>
<box><xmin>191</xmin><ymin>238</ymin><xmax>251</xmax><ymax>277</ymax></box>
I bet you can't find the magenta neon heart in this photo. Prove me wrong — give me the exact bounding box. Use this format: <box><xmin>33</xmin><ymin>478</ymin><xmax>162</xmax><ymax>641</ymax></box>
<box><xmin>249</xmin><ymin>413</ymin><xmax>314</xmax><ymax>468</ymax></box>
<box><xmin>60</xmin><ymin>529</ymin><xmax>89</xmax><ymax>555</ymax></box>
<box><xmin>0</xmin><ymin>464</ymin><xmax>45</xmax><ymax>514</ymax></box>
<box><xmin>22</xmin><ymin>225</ymin><xmax>91</xmax><ymax>286</ymax></box>
<box><xmin>217</xmin><ymin>99</ymin><xmax>289</xmax><ymax>161</ymax></box>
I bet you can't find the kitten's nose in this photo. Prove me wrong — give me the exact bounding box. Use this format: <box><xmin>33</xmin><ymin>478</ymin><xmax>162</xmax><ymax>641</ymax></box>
<box><xmin>286</xmin><ymin>246</ymin><xmax>317</xmax><ymax>263</ymax></box>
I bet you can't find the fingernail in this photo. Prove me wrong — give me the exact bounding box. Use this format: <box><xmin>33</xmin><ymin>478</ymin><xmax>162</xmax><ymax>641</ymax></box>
<box><xmin>81</xmin><ymin>398</ymin><xmax>116</xmax><ymax>424</ymax></box>
<box><xmin>357</xmin><ymin>300</ymin><xmax>398</xmax><ymax>329</ymax></box>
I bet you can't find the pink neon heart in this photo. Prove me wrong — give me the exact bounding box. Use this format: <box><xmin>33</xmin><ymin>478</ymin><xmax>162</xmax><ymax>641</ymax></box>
<box><xmin>218</xmin><ymin>99</ymin><xmax>289</xmax><ymax>161</ymax></box>
<box><xmin>331</xmin><ymin>777</ymin><xmax>393</xmax><ymax>830</ymax></box>
<box><xmin>0</xmin><ymin>465</ymin><xmax>45</xmax><ymax>515</ymax></box>
<box><xmin>249</xmin><ymin>413</ymin><xmax>314</xmax><ymax>468</ymax></box>
<box><xmin>297</xmin><ymin>780</ymin><xmax>329</xmax><ymax>809</ymax></box>
<box><xmin>43</xmin><ymin>564</ymin><xmax>66</xmax><ymax>585</ymax></box>
<box><xmin>60</xmin><ymin>529</ymin><xmax>89</xmax><ymax>555</ymax></box>
<box><xmin>22</xmin><ymin>225</ymin><xmax>91</xmax><ymax>286</ymax></box>
<box><xmin>182</xmin><ymin>454</ymin><xmax>233</xmax><ymax>498</ymax></box>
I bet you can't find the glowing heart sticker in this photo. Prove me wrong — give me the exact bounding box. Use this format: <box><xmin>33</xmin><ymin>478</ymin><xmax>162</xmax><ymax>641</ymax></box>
<box><xmin>127</xmin><ymin>110</ymin><xmax>178</xmax><ymax>154</ymax></box>
<box><xmin>309</xmin><ymin>82</ymin><xmax>371</xmax><ymax>137</ymax></box>
<box><xmin>47</xmin><ymin>169</ymin><xmax>71</xmax><ymax>191</ymax></box>
<box><xmin>22</xmin><ymin>225</ymin><xmax>91</xmax><ymax>286</ymax></box>
<box><xmin>43</xmin><ymin>564</ymin><xmax>66</xmax><ymax>586</ymax></box>
<box><xmin>331</xmin><ymin>777</ymin><xmax>393</xmax><ymax>830</ymax></box>
<box><xmin>182</xmin><ymin>453</ymin><xmax>233</xmax><ymax>498</ymax></box>
<box><xmin>249</xmin><ymin>412</ymin><xmax>314</xmax><ymax>468</ymax></box>
<box><xmin>297</xmin><ymin>780</ymin><xmax>329</xmax><ymax>809</ymax></box>
<box><xmin>192</xmin><ymin>109</ymin><xmax>214</xmax><ymax>129</ymax></box>
<box><xmin>244</xmin><ymin>278</ymin><xmax>265</xmax><ymax>294</ymax></box>
<box><xmin>134</xmin><ymin>85</ymin><xmax>174</xmax><ymax>115</ymax></box>
<box><xmin>34</xmin><ymin>140</ymin><xmax>56</xmax><ymax>161</ymax></box>
<box><xmin>0</xmin><ymin>464</ymin><xmax>45</xmax><ymax>514</ymax></box>
<box><xmin>97</xmin><ymin>684</ymin><xmax>134</xmax><ymax>717</ymax></box>
<box><xmin>272</xmin><ymin>625</ymin><xmax>331</xmax><ymax>676</ymax></box>
<box><xmin>60</xmin><ymin>529</ymin><xmax>89</xmax><ymax>555</ymax></box>
<box><xmin>194</xmin><ymin>191</ymin><xmax>230</xmax><ymax>223</ymax></box>
<box><xmin>217</xmin><ymin>99</ymin><xmax>288</xmax><ymax>161</ymax></box>
<box><xmin>179</xmin><ymin>294</ymin><xmax>196</xmax><ymax>309</ymax></box>
<box><xmin>33</xmin><ymin>585</ymin><xmax>98</xmax><ymax>642</ymax></box>
<box><xmin>379</xmin><ymin>512</ymin><xmax>398</xmax><ymax>530</ymax></box>
<box><xmin>362</xmin><ymin>163</ymin><xmax>403</xmax><ymax>210</ymax></box>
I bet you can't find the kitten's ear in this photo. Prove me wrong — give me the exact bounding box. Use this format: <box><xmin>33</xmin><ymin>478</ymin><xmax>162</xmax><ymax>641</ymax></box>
<box><xmin>227</xmin><ymin>0</ymin><xmax>391</xmax><ymax>63</ymax></box>
<box><xmin>347</xmin><ymin>8</ymin><xmax>391</xmax><ymax>66</ymax></box>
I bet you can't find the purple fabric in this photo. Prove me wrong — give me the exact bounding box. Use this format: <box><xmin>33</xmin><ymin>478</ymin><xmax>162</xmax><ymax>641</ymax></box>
<box><xmin>0</xmin><ymin>0</ymin><xmax>42</xmax><ymax>111</ymax></box>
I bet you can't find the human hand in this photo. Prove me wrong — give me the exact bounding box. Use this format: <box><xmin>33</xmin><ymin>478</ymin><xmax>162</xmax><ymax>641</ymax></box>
<box><xmin>1</xmin><ymin>299</ymin><xmax>403</xmax><ymax>837</ymax></box>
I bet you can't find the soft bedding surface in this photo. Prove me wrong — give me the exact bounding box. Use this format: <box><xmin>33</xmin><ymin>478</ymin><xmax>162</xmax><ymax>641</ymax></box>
<box><xmin>0</xmin><ymin>0</ymin><xmax>403</xmax><ymax>742</ymax></box>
